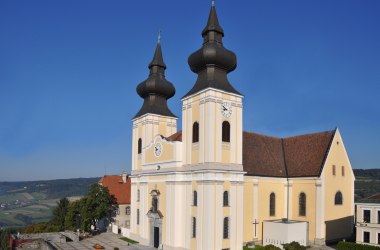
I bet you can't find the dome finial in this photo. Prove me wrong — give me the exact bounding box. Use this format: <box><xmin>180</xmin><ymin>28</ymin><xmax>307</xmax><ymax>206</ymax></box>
<box><xmin>135</xmin><ymin>40</ymin><xmax>176</xmax><ymax>119</ymax></box>
<box><xmin>212</xmin><ymin>0</ymin><xmax>215</xmax><ymax>7</ymax></box>
<box><xmin>158</xmin><ymin>30</ymin><xmax>161</xmax><ymax>44</ymax></box>
<box><xmin>183</xmin><ymin>2</ymin><xmax>241</xmax><ymax>99</ymax></box>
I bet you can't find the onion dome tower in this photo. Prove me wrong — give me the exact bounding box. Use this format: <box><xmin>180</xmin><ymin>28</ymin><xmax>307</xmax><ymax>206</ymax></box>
<box><xmin>134</xmin><ymin>37</ymin><xmax>176</xmax><ymax>119</ymax></box>
<box><xmin>183</xmin><ymin>1</ymin><xmax>241</xmax><ymax>98</ymax></box>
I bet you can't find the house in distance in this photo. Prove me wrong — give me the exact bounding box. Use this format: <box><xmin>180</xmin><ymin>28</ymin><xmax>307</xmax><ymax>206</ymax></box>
<box><xmin>98</xmin><ymin>172</ymin><xmax>131</xmax><ymax>237</ymax></box>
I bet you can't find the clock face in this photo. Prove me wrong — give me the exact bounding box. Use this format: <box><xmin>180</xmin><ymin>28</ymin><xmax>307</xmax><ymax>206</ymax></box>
<box><xmin>221</xmin><ymin>102</ymin><xmax>232</xmax><ymax>118</ymax></box>
<box><xmin>154</xmin><ymin>142</ymin><xmax>162</xmax><ymax>157</ymax></box>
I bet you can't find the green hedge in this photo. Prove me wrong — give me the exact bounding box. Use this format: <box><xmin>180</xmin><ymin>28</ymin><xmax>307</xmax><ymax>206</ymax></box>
<box><xmin>282</xmin><ymin>241</ymin><xmax>307</xmax><ymax>250</ymax></box>
<box><xmin>337</xmin><ymin>242</ymin><xmax>380</xmax><ymax>250</ymax></box>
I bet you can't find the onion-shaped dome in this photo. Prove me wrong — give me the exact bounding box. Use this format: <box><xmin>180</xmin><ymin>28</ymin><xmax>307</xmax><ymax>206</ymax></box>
<box><xmin>134</xmin><ymin>42</ymin><xmax>176</xmax><ymax>119</ymax></box>
<box><xmin>183</xmin><ymin>2</ymin><xmax>241</xmax><ymax>98</ymax></box>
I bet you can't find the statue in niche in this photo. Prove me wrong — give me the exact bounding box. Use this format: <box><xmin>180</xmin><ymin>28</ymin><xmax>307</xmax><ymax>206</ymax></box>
<box><xmin>152</xmin><ymin>196</ymin><xmax>158</xmax><ymax>213</ymax></box>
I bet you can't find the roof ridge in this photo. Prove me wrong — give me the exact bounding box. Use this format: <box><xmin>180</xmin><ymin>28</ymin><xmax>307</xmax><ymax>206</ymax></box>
<box><xmin>243</xmin><ymin>130</ymin><xmax>281</xmax><ymax>139</ymax></box>
<box><xmin>283</xmin><ymin>129</ymin><xmax>335</xmax><ymax>140</ymax></box>
<box><xmin>244</xmin><ymin>129</ymin><xmax>335</xmax><ymax>140</ymax></box>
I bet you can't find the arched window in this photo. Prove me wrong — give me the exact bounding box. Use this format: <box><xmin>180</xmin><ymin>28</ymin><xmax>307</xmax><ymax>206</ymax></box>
<box><xmin>192</xmin><ymin>122</ymin><xmax>199</xmax><ymax>143</ymax></box>
<box><xmin>137</xmin><ymin>189</ymin><xmax>140</xmax><ymax>201</ymax></box>
<box><xmin>222</xmin><ymin>121</ymin><xmax>230</xmax><ymax>142</ymax></box>
<box><xmin>223</xmin><ymin>217</ymin><xmax>229</xmax><ymax>239</ymax></box>
<box><xmin>299</xmin><ymin>192</ymin><xmax>306</xmax><ymax>216</ymax></box>
<box><xmin>223</xmin><ymin>191</ymin><xmax>229</xmax><ymax>207</ymax></box>
<box><xmin>193</xmin><ymin>191</ymin><xmax>197</xmax><ymax>206</ymax></box>
<box><xmin>138</xmin><ymin>138</ymin><xmax>142</xmax><ymax>154</ymax></box>
<box><xmin>192</xmin><ymin>217</ymin><xmax>196</xmax><ymax>238</ymax></box>
<box><xmin>270</xmin><ymin>193</ymin><xmax>276</xmax><ymax>216</ymax></box>
<box><xmin>335</xmin><ymin>191</ymin><xmax>343</xmax><ymax>205</ymax></box>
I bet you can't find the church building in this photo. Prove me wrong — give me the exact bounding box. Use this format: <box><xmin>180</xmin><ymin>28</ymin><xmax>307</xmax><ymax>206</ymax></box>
<box><xmin>129</xmin><ymin>3</ymin><xmax>354</xmax><ymax>250</ymax></box>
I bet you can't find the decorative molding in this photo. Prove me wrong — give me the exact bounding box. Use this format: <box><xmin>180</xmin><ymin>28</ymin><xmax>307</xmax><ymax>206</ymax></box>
<box><xmin>181</xmin><ymin>87</ymin><xmax>244</xmax><ymax>101</ymax></box>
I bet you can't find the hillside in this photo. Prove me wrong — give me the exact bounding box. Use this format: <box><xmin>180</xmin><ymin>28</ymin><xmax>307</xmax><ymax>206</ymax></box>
<box><xmin>0</xmin><ymin>177</ymin><xmax>99</xmax><ymax>228</ymax></box>
<box><xmin>353</xmin><ymin>169</ymin><xmax>380</xmax><ymax>202</ymax></box>
<box><xmin>0</xmin><ymin>170</ymin><xmax>379</xmax><ymax>228</ymax></box>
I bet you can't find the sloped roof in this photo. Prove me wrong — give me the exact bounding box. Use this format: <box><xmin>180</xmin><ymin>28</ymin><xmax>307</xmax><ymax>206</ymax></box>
<box><xmin>165</xmin><ymin>129</ymin><xmax>335</xmax><ymax>177</ymax></box>
<box><xmin>243</xmin><ymin>130</ymin><xmax>336</xmax><ymax>177</ymax></box>
<box><xmin>360</xmin><ymin>193</ymin><xmax>380</xmax><ymax>203</ymax></box>
<box><xmin>242</xmin><ymin>132</ymin><xmax>287</xmax><ymax>177</ymax></box>
<box><xmin>166</xmin><ymin>131</ymin><xmax>182</xmax><ymax>142</ymax></box>
<box><xmin>98</xmin><ymin>175</ymin><xmax>131</xmax><ymax>204</ymax></box>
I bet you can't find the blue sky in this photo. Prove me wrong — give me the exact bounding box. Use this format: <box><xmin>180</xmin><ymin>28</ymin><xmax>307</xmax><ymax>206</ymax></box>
<box><xmin>0</xmin><ymin>1</ymin><xmax>379</xmax><ymax>181</ymax></box>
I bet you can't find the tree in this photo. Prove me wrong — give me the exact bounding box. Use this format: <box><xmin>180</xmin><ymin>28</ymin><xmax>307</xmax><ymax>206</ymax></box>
<box><xmin>0</xmin><ymin>228</ymin><xmax>11</xmax><ymax>250</ymax></box>
<box><xmin>64</xmin><ymin>199</ymin><xmax>82</xmax><ymax>230</ymax></box>
<box><xmin>64</xmin><ymin>184</ymin><xmax>117</xmax><ymax>231</ymax></box>
<box><xmin>51</xmin><ymin>197</ymin><xmax>70</xmax><ymax>231</ymax></box>
<box><xmin>81</xmin><ymin>184</ymin><xmax>117</xmax><ymax>231</ymax></box>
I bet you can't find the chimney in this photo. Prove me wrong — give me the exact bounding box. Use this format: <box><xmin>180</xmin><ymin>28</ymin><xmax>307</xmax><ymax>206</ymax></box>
<box><xmin>121</xmin><ymin>171</ymin><xmax>128</xmax><ymax>183</ymax></box>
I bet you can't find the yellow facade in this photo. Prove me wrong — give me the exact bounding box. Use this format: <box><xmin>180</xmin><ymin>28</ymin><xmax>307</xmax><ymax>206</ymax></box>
<box><xmin>129</xmin><ymin>4</ymin><xmax>354</xmax><ymax>249</ymax></box>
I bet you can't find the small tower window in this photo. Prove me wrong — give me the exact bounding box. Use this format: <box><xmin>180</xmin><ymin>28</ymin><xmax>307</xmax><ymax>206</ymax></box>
<box><xmin>223</xmin><ymin>191</ymin><xmax>229</xmax><ymax>207</ymax></box>
<box><xmin>193</xmin><ymin>190</ymin><xmax>197</xmax><ymax>206</ymax></box>
<box><xmin>192</xmin><ymin>122</ymin><xmax>199</xmax><ymax>143</ymax></box>
<box><xmin>192</xmin><ymin>217</ymin><xmax>196</xmax><ymax>238</ymax></box>
<box><xmin>270</xmin><ymin>192</ymin><xmax>276</xmax><ymax>216</ymax></box>
<box><xmin>299</xmin><ymin>192</ymin><xmax>306</xmax><ymax>216</ymax></box>
<box><xmin>137</xmin><ymin>189</ymin><xmax>140</xmax><ymax>202</ymax></box>
<box><xmin>137</xmin><ymin>209</ymin><xmax>140</xmax><ymax>225</ymax></box>
<box><xmin>126</xmin><ymin>206</ymin><xmax>130</xmax><ymax>215</ymax></box>
<box><xmin>332</xmin><ymin>165</ymin><xmax>336</xmax><ymax>176</ymax></box>
<box><xmin>138</xmin><ymin>138</ymin><xmax>142</xmax><ymax>154</ymax></box>
<box><xmin>223</xmin><ymin>217</ymin><xmax>229</xmax><ymax>239</ymax></box>
<box><xmin>335</xmin><ymin>191</ymin><xmax>343</xmax><ymax>205</ymax></box>
<box><xmin>222</xmin><ymin>121</ymin><xmax>230</xmax><ymax>142</ymax></box>
<box><xmin>342</xmin><ymin>166</ymin><xmax>345</xmax><ymax>176</ymax></box>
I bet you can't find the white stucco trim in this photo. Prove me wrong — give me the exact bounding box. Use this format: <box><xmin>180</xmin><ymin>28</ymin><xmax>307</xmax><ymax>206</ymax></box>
<box><xmin>132</xmin><ymin>113</ymin><xmax>179</xmax><ymax>122</ymax></box>
<box><xmin>181</xmin><ymin>87</ymin><xmax>244</xmax><ymax>102</ymax></box>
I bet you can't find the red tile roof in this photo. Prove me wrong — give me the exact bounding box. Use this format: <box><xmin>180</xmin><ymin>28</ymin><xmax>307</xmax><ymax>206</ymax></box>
<box><xmin>98</xmin><ymin>175</ymin><xmax>131</xmax><ymax>204</ymax></box>
<box><xmin>166</xmin><ymin>129</ymin><xmax>336</xmax><ymax>177</ymax></box>
<box><xmin>243</xmin><ymin>130</ymin><xmax>336</xmax><ymax>177</ymax></box>
<box><xmin>166</xmin><ymin>131</ymin><xmax>182</xmax><ymax>142</ymax></box>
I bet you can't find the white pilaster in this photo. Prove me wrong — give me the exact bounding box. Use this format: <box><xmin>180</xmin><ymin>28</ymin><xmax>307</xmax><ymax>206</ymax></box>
<box><xmin>253</xmin><ymin>179</ymin><xmax>259</xmax><ymax>240</ymax></box>
<box><xmin>315</xmin><ymin>180</ymin><xmax>325</xmax><ymax>244</ymax></box>
<box><xmin>230</xmin><ymin>182</ymin><xmax>237</xmax><ymax>249</ymax></box>
<box><xmin>235</xmin><ymin>182</ymin><xmax>244</xmax><ymax>250</ymax></box>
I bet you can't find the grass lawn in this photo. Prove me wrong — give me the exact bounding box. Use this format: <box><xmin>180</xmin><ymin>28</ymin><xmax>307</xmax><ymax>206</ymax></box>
<box><xmin>119</xmin><ymin>237</ymin><xmax>139</xmax><ymax>244</ymax></box>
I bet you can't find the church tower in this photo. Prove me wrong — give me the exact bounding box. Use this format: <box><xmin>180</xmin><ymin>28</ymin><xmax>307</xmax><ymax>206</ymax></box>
<box><xmin>131</xmin><ymin>39</ymin><xmax>177</xmax><ymax>172</ymax></box>
<box><xmin>182</xmin><ymin>3</ymin><xmax>245</xmax><ymax>250</ymax></box>
<box><xmin>182</xmin><ymin>2</ymin><xmax>243</xmax><ymax>169</ymax></box>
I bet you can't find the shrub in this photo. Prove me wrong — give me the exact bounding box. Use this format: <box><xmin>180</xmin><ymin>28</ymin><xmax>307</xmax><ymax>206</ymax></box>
<box><xmin>337</xmin><ymin>241</ymin><xmax>380</xmax><ymax>250</ymax></box>
<box><xmin>264</xmin><ymin>245</ymin><xmax>281</xmax><ymax>250</ymax></box>
<box><xmin>282</xmin><ymin>241</ymin><xmax>307</xmax><ymax>250</ymax></box>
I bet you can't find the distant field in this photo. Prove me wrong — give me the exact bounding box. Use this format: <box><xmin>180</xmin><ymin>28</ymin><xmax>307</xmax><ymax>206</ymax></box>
<box><xmin>0</xmin><ymin>177</ymin><xmax>99</xmax><ymax>228</ymax></box>
<box><xmin>0</xmin><ymin>200</ymin><xmax>56</xmax><ymax>227</ymax></box>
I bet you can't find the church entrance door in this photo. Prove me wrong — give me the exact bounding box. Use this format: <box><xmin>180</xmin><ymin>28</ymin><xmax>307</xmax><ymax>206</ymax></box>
<box><xmin>154</xmin><ymin>227</ymin><xmax>159</xmax><ymax>248</ymax></box>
